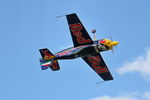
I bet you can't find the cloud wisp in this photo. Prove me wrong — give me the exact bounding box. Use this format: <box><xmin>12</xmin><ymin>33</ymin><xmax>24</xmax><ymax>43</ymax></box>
<box><xmin>90</xmin><ymin>96</ymin><xmax>137</xmax><ymax>100</ymax></box>
<box><xmin>89</xmin><ymin>92</ymin><xmax>150</xmax><ymax>100</ymax></box>
<box><xmin>117</xmin><ymin>49</ymin><xmax>150</xmax><ymax>80</ymax></box>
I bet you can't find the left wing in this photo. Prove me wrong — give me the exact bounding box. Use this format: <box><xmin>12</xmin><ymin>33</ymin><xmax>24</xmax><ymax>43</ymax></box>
<box><xmin>82</xmin><ymin>53</ymin><xmax>113</xmax><ymax>81</ymax></box>
<box><xmin>66</xmin><ymin>13</ymin><xmax>94</xmax><ymax>47</ymax></box>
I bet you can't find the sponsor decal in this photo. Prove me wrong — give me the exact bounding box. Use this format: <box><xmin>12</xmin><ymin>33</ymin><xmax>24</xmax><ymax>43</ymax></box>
<box><xmin>42</xmin><ymin>50</ymin><xmax>54</xmax><ymax>60</ymax></box>
<box><xmin>51</xmin><ymin>60</ymin><xmax>59</xmax><ymax>70</ymax></box>
<box><xmin>87</xmin><ymin>56</ymin><xmax>108</xmax><ymax>73</ymax></box>
<box><xmin>70</xmin><ymin>23</ymin><xmax>91</xmax><ymax>44</ymax></box>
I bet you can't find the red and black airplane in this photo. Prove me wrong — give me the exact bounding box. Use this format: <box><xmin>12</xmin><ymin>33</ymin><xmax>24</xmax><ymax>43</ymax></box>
<box><xmin>39</xmin><ymin>13</ymin><xmax>119</xmax><ymax>81</ymax></box>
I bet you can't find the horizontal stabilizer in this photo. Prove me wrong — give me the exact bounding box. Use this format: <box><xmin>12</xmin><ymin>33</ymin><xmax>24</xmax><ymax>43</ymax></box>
<box><xmin>39</xmin><ymin>59</ymin><xmax>50</xmax><ymax>70</ymax></box>
<box><xmin>49</xmin><ymin>60</ymin><xmax>60</xmax><ymax>71</ymax></box>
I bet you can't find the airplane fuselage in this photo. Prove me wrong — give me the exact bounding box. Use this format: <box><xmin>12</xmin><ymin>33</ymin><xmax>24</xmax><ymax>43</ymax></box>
<box><xmin>53</xmin><ymin>39</ymin><xmax>106</xmax><ymax>60</ymax></box>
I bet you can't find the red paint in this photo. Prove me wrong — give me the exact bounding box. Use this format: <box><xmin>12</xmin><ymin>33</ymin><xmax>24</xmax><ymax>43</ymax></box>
<box><xmin>51</xmin><ymin>61</ymin><xmax>59</xmax><ymax>70</ymax></box>
<box><xmin>88</xmin><ymin>56</ymin><xmax>108</xmax><ymax>73</ymax></box>
<box><xmin>56</xmin><ymin>45</ymin><xmax>87</xmax><ymax>56</ymax></box>
<box><xmin>42</xmin><ymin>50</ymin><xmax>52</xmax><ymax>57</ymax></box>
<box><xmin>56</xmin><ymin>47</ymin><xmax>76</xmax><ymax>56</ymax></box>
<box><xmin>100</xmin><ymin>40</ymin><xmax>106</xmax><ymax>44</ymax></box>
<box><xmin>70</xmin><ymin>23</ymin><xmax>82</xmax><ymax>31</ymax></box>
<box><xmin>70</xmin><ymin>23</ymin><xmax>91</xmax><ymax>44</ymax></box>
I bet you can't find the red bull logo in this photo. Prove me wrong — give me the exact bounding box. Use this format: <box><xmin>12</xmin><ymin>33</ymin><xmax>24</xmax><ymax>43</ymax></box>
<box><xmin>70</xmin><ymin>23</ymin><xmax>91</xmax><ymax>44</ymax></box>
<box><xmin>87</xmin><ymin>56</ymin><xmax>108</xmax><ymax>73</ymax></box>
<box><xmin>42</xmin><ymin>50</ymin><xmax>54</xmax><ymax>60</ymax></box>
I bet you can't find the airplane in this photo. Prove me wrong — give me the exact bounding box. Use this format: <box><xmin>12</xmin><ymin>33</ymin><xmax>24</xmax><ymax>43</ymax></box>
<box><xmin>39</xmin><ymin>13</ymin><xmax>119</xmax><ymax>81</ymax></box>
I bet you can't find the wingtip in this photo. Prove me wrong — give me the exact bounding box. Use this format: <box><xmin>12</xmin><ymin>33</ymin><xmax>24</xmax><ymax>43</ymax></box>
<box><xmin>56</xmin><ymin>13</ymin><xmax>76</xmax><ymax>18</ymax></box>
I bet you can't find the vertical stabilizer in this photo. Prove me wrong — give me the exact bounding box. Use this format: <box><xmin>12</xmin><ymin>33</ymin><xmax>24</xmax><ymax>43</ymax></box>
<box><xmin>39</xmin><ymin>48</ymin><xmax>60</xmax><ymax>71</ymax></box>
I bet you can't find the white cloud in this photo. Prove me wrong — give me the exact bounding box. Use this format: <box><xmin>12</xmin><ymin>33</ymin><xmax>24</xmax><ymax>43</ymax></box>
<box><xmin>117</xmin><ymin>49</ymin><xmax>150</xmax><ymax>80</ymax></box>
<box><xmin>90</xmin><ymin>96</ymin><xmax>137</xmax><ymax>100</ymax></box>
<box><xmin>89</xmin><ymin>92</ymin><xmax>150</xmax><ymax>100</ymax></box>
<box><xmin>144</xmin><ymin>92</ymin><xmax>150</xmax><ymax>99</ymax></box>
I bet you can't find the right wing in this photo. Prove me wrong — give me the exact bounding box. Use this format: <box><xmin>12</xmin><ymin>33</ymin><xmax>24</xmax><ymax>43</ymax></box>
<box><xmin>66</xmin><ymin>13</ymin><xmax>94</xmax><ymax>47</ymax></box>
<box><xmin>82</xmin><ymin>53</ymin><xmax>113</xmax><ymax>81</ymax></box>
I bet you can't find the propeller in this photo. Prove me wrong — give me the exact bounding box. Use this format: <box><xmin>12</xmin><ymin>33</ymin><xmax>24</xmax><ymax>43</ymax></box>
<box><xmin>109</xmin><ymin>36</ymin><xmax>119</xmax><ymax>53</ymax></box>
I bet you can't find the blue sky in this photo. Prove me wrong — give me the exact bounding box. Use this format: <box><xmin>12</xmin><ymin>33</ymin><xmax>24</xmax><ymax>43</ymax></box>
<box><xmin>0</xmin><ymin>0</ymin><xmax>150</xmax><ymax>100</ymax></box>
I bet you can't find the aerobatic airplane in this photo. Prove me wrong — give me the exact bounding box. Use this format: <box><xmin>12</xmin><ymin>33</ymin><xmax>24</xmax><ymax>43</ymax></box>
<box><xmin>39</xmin><ymin>13</ymin><xmax>119</xmax><ymax>81</ymax></box>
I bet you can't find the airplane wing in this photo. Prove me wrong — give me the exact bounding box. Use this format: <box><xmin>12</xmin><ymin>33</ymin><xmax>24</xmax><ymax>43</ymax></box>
<box><xmin>82</xmin><ymin>53</ymin><xmax>113</xmax><ymax>81</ymax></box>
<box><xmin>66</xmin><ymin>13</ymin><xmax>94</xmax><ymax>47</ymax></box>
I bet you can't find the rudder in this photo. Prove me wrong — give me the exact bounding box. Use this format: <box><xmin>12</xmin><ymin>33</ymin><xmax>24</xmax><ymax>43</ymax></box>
<box><xmin>39</xmin><ymin>48</ymin><xmax>55</xmax><ymax>60</ymax></box>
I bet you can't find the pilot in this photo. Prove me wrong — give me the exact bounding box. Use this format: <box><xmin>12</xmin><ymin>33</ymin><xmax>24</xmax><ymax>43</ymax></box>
<box><xmin>97</xmin><ymin>43</ymin><xmax>109</xmax><ymax>52</ymax></box>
